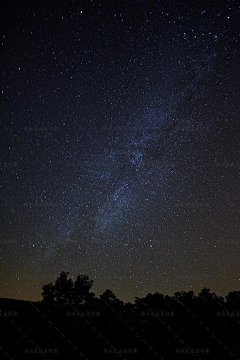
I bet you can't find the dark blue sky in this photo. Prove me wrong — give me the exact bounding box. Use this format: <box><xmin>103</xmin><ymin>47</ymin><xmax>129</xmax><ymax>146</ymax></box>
<box><xmin>1</xmin><ymin>0</ymin><xmax>240</xmax><ymax>302</ymax></box>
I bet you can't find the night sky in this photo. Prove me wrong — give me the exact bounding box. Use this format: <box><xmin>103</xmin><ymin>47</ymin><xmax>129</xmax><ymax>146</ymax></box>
<box><xmin>1</xmin><ymin>0</ymin><xmax>240</xmax><ymax>303</ymax></box>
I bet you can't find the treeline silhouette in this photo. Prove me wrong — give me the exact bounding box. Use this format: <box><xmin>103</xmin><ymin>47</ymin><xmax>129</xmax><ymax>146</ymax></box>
<box><xmin>0</xmin><ymin>271</ymin><xmax>239</xmax><ymax>359</ymax></box>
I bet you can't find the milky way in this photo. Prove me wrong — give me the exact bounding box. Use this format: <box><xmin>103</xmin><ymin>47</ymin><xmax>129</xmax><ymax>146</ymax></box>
<box><xmin>1</xmin><ymin>0</ymin><xmax>240</xmax><ymax>302</ymax></box>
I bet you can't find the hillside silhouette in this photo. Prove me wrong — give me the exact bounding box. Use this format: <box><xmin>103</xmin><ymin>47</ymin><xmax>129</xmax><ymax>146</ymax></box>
<box><xmin>0</xmin><ymin>271</ymin><xmax>239</xmax><ymax>359</ymax></box>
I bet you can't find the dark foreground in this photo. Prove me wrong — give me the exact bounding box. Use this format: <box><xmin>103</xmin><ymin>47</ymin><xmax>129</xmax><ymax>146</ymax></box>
<box><xmin>0</xmin><ymin>292</ymin><xmax>239</xmax><ymax>359</ymax></box>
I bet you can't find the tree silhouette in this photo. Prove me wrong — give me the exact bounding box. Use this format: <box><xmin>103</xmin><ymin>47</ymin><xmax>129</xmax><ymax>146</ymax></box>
<box><xmin>134</xmin><ymin>292</ymin><xmax>166</xmax><ymax>312</ymax></box>
<box><xmin>73</xmin><ymin>274</ymin><xmax>94</xmax><ymax>305</ymax></box>
<box><xmin>41</xmin><ymin>271</ymin><xmax>94</xmax><ymax>306</ymax></box>
<box><xmin>99</xmin><ymin>289</ymin><xmax>123</xmax><ymax>305</ymax></box>
<box><xmin>173</xmin><ymin>290</ymin><xmax>196</xmax><ymax>309</ymax></box>
<box><xmin>226</xmin><ymin>291</ymin><xmax>240</xmax><ymax>310</ymax></box>
<box><xmin>41</xmin><ymin>282</ymin><xmax>55</xmax><ymax>304</ymax></box>
<box><xmin>54</xmin><ymin>271</ymin><xmax>73</xmax><ymax>305</ymax></box>
<box><xmin>20</xmin><ymin>275</ymin><xmax>240</xmax><ymax>359</ymax></box>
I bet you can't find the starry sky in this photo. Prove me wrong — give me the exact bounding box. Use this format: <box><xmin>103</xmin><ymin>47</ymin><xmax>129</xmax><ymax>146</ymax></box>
<box><xmin>1</xmin><ymin>0</ymin><xmax>240</xmax><ymax>303</ymax></box>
